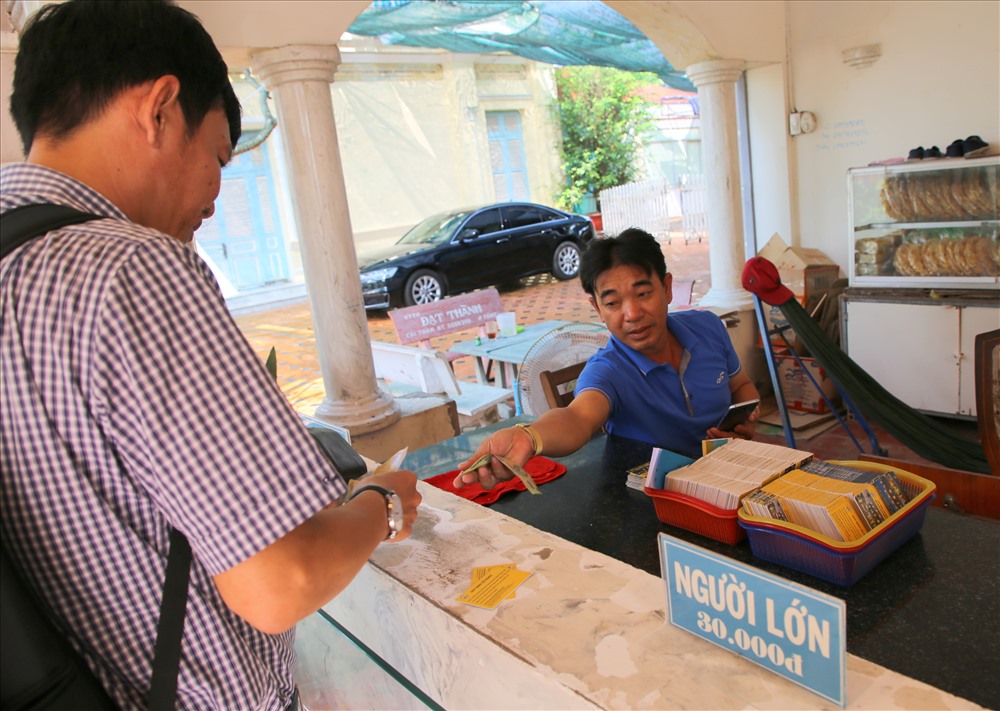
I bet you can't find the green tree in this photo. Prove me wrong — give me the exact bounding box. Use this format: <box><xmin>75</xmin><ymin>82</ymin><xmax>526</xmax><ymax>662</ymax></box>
<box><xmin>554</xmin><ymin>66</ymin><xmax>659</xmax><ymax>212</ymax></box>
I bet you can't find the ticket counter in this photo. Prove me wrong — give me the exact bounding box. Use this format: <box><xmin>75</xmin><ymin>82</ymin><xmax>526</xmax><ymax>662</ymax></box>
<box><xmin>295</xmin><ymin>418</ymin><xmax>999</xmax><ymax>709</ymax></box>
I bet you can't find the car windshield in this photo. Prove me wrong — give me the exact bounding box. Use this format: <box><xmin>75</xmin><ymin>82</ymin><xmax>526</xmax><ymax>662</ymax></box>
<box><xmin>397</xmin><ymin>209</ymin><xmax>474</xmax><ymax>246</ymax></box>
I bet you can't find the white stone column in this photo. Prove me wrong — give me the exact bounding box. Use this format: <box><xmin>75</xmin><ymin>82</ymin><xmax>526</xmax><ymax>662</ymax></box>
<box><xmin>685</xmin><ymin>59</ymin><xmax>753</xmax><ymax>310</ymax></box>
<box><xmin>251</xmin><ymin>45</ymin><xmax>399</xmax><ymax>434</ymax></box>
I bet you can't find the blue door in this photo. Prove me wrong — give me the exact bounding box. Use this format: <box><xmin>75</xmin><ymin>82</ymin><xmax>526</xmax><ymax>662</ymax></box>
<box><xmin>487</xmin><ymin>111</ymin><xmax>530</xmax><ymax>202</ymax></box>
<box><xmin>196</xmin><ymin>146</ymin><xmax>289</xmax><ymax>290</ymax></box>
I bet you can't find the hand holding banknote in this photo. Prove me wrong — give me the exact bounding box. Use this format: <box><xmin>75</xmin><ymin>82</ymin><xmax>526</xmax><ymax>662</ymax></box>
<box><xmin>453</xmin><ymin>426</ymin><xmax>542</xmax><ymax>493</ymax></box>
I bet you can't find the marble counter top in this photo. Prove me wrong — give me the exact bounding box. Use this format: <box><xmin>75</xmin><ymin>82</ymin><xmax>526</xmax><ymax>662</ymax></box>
<box><xmin>301</xmin><ymin>480</ymin><xmax>989</xmax><ymax>709</ymax></box>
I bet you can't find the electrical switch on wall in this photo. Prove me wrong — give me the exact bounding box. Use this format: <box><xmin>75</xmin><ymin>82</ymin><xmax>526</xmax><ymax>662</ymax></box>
<box><xmin>789</xmin><ymin>111</ymin><xmax>817</xmax><ymax>136</ymax></box>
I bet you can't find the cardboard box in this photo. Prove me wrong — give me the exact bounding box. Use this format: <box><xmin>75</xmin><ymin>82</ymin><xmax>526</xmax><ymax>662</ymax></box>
<box><xmin>757</xmin><ymin>233</ymin><xmax>837</xmax><ymax>294</ymax></box>
<box><xmin>757</xmin><ymin>234</ymin><xmax>840</xmax><ymax>346</ymax></box>
<box><xmin>774</xmin><ymin>350</ymin><xmax>840</xmax><ymax>413</ymax></box>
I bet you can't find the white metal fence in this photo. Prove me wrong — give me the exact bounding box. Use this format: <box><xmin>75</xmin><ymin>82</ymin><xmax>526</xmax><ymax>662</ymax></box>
<box><xmin>598</xmin><ymin>173</ymin><xmax>706</xmax><ymax>244</ymax></box>
<box><xmin>680</xmin><ymin>173</ymin><xmax>707</xmax><ymax>244</ymax></box>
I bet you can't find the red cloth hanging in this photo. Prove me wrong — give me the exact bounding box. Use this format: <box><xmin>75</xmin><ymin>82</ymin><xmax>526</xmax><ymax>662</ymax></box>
<box><xmin>425</xmin><ymin>456</ymin><xmax>567</xmax><ymax>505</ymax></box>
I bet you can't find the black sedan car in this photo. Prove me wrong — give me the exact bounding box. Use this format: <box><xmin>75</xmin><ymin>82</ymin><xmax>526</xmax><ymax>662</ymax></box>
<box><xmin>358</xmin><ymin>202</ymin><xmax>596</xmax><ymax>309</ymax></box>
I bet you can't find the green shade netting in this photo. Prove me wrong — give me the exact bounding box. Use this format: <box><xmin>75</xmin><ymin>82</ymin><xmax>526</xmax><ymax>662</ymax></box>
<box><xmin>348</xmin><ymin>0</ymin><xmax>695</xmax><ymax>91</ymax></box>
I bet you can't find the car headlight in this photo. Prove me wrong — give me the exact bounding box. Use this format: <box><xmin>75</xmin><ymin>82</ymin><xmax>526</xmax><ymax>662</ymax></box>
<box><xmin>360</xmin><ymin>267</ymin><xmax>398</xmax><ymax>285</ymax></box>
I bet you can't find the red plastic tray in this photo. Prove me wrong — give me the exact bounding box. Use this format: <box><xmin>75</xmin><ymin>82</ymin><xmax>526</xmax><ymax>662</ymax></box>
<box><xmin>643</xmin><ymin>487</ymin><xmax>745</xmax><ymax>545</ymax></box>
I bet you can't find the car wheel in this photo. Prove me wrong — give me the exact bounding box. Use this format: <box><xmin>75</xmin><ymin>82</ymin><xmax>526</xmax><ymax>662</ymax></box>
<box><xmin>551</xmin><ymin>241</ymin><xmax>581</xmax><ymax>280</ymax></box>
<box><xmin>404</xmin><ymin>269</ymin><xmax>446</xmax><ymax>306</ymax></box>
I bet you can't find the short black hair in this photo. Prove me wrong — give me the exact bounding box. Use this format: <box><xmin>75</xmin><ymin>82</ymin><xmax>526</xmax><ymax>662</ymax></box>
<box><xmin>579</xmin><ymin>227</ymin><xmax>668</xmax><ymax>297</ymax></box>
<box><xmin>10</xmin><ymin>0</ymin><xmax>241</xmax><ymax>155</ymax></box>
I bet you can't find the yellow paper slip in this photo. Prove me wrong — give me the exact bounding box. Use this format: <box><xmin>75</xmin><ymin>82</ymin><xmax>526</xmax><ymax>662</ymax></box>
<box><xmin>457</xmin><ymin>565</ymin><xmax>532</xmax><ymax>609</ymax></box>
<box><xmin>471</xmin><ymin>564</ymin><xmax>518</xmax><ymax>601</ymax></box>
<box><xmin>472</xmin><ymin>564</ymin><xmax>514</xmax><ymax>582</ymax></box>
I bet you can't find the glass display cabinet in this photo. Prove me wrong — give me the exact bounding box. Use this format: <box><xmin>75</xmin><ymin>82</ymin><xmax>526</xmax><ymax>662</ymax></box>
<box><xmin>848</xmin><ymin>155</ymin><xmax>998</xmax><ymax>289</ymax></box>
<box><xmin>843</xmin><ymin>155</ymin><xmax>999</xmax><ymax>418</ymax></box>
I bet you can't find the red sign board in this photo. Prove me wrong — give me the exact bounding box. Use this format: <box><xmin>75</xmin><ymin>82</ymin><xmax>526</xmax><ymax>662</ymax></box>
<box><xmin>389</xmin><ymin>288</ymin><xmax>503</xmax><ymax>343</ymax></box>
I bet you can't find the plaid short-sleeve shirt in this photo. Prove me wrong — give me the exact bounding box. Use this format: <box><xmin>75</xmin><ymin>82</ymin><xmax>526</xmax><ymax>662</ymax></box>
<box><xmin>1</xmin><ymin>164</ymin><xmax>347</xmax><ymax>710</ymax></box>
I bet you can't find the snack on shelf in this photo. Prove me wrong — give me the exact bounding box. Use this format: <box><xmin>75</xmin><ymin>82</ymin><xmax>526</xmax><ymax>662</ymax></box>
<box><xmin>856</xmin><ymin>232</ymin><xmax>901</xmax><ymax>255</ymax></box>
<box><xmin>879</xmin><ymin>175</ymin><xmax>902</xmax><ymax>221</ymax></box>
<box><xmin>891</xmin><ymin>233</ymin><xmax>999</xmax><ymax>276</ymax></box>
<box><xmin>879</xmin><ymin>168</ymin><xmax>997</xmax><ymax>222</ymax></box>
<box><xmin>855</xmin><ymin>232</ymin><xmax>903</xmax><ymax>275</ymax></box>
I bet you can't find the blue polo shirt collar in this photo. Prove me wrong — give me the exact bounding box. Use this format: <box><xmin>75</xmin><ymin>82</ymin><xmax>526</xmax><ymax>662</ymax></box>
<box><xmin>607</xmin><ymin>314</ymin><xmax>703</xmax><ymax>375</ymax></box>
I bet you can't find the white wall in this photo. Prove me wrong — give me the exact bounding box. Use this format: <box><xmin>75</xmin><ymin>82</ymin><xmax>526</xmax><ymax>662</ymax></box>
<box><xmin>332</xmin><ymin>71</ymin><xmax>469</xmax><ymax>241</ymax></box>
<box><xmin>746</xmin><ymin>63</ymin><xmax>793</xmax><ymax>250</ymax></box>
<box><xmin>785</xmin><ymin>0</ymin><xmax>999</xmax><ymax>270</ymax></box>
<box><xmin>1</xmin><ymin>13</ymin><xmax>22</xmax><ymax>165</ymax></box>
<box><xmin>0</xmin><ymin>48</ymin><xmax>20</xmax><ymax>164</ymax></box>
<box><xmin>331</xmin><ymin>50</ymin><xmax>563</xmax><ymax>251</ymax></box>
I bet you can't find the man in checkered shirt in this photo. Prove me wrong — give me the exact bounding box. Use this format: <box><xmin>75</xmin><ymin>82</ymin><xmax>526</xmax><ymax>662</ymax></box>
<box><xmin>0</xmin><ymin>2</ymin><xmax>421</xmax><ymax>708</ymax></box>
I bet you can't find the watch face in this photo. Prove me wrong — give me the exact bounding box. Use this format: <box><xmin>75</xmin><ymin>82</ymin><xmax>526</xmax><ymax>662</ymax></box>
<box><xmin>387</xmin><ymin>491</ymin><xmax>404</xmax><ymax>538</ymax></box>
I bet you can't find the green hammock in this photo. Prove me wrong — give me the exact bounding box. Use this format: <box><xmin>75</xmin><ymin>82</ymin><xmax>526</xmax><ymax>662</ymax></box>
<box><xmin>741</xmin><ymin>255</ymin><xmax>990</xmax><ymax>474</ymax></box>
<box><xmin>770</xmin><ymin>292</ymin><xmax>990</xmax><ymax>474</ymax></box>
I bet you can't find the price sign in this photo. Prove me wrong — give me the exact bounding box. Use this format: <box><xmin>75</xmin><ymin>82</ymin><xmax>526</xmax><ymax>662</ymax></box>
<box><xmin>658</xmin><ymin>534</ymin><xmax>846</xmax><ymax>707</ymax></box>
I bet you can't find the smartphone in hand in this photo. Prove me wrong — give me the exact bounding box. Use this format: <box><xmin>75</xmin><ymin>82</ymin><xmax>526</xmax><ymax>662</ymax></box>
<box><xmin>715</xmin><ymin>399</ymin><xmax>760</xmax><ymax>431</ymax></box>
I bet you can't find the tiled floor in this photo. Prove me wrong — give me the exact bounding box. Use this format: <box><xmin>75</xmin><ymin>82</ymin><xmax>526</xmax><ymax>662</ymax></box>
<box><xmin>233</xmin><ymin>234</ymin><xmax>981</xmax><ymax>470</ymax></box>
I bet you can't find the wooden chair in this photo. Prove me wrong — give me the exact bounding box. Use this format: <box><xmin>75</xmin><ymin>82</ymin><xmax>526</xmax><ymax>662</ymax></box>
<box><xmin>671</xmin><ymin>278</ymin><xmax>695</xmax><ymax>308</ymax></box>
<box><xmin>974</xmin><ymin>328</ymin><xmax>1000</xmax><ymax>475</ymax></box>
<box><xmin>539</xmin><ymin>361</ymin><xmax>587</xmax><ymax>411</ymax></box>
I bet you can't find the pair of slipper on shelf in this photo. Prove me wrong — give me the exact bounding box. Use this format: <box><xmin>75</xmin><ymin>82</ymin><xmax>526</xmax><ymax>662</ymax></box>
<box><xmin>908</xmin><ymin>135</ymin><xmax>989</xmax><ymax>160</ymax></box>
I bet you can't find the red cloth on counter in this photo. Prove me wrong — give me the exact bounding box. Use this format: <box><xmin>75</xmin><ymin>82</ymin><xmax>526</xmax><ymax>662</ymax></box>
<box><xmin>425</xmin><ymin>456</ymin><xmax>567</xmax><ymax>505</ymax></box>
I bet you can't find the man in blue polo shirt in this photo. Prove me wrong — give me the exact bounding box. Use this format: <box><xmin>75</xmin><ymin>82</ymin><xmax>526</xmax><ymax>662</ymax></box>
<box><xmin>455</xmin><ymin>228</ymin><xmax>760</xmax><ymax>490</ymax></box>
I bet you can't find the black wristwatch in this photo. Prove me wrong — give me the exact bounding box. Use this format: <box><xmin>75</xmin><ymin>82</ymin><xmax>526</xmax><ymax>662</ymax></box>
<box><xmin>349</xmin><ymin>484</ymin><xmax>403</xmax><ymax>540</ymax></box>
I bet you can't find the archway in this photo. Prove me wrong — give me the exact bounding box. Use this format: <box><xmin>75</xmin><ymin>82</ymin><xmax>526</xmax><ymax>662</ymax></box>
<box><xmin>175</xmin><ymin>0</ymin><xmax>777</xmax><ymax>437</ymax></box>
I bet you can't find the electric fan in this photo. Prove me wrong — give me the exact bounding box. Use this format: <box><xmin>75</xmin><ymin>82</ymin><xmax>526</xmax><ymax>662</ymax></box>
<box><xmin>516</xmin><ymin>322</ymin><xmax>609</xmax><ymax>416</ymax></box>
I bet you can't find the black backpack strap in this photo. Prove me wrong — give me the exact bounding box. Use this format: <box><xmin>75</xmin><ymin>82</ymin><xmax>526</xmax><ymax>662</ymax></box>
<box><xmin>0</xmin><ymin>203</ymin><xmax>101</xmax><ymax>259</ymax></box>
<box><xmin>148</xmin><ymin>529</ymin><xmax>192</xmax><ymax>711</ymax></box>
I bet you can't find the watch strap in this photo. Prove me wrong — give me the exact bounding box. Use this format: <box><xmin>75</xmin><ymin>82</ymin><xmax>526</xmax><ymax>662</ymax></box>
<box><xmin>349</xmin><ymin>484</ymin><xmax>393</xmax><ymax>501</ymax></box>
<box><xmin>348</xmin><ymin>484</ymin><xmax>400</xmax><ymax>539</ymax></box>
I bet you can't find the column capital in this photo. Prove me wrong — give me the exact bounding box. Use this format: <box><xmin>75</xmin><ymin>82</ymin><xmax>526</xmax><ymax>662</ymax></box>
<box><xmin>685</xmin><ymin>58</ymin><xmax>746</xmax><ymax>88</ymax></box>
<box><xmin>250</xmin><ymin>45</ymin><xmax>342</xmax><ymax>89</ymax></box>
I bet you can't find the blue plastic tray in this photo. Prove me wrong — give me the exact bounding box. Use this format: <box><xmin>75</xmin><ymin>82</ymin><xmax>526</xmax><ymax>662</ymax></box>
<box><xmin>736</xmin><ymin>461</ymin><xmax>936</xmax><ymax>587</ymax></box>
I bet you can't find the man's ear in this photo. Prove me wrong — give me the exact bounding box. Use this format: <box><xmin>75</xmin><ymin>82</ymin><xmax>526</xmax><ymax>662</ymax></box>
<box><xmin>589</xmin><ymin>295</ymin><xmax>601</xmax><ymax>316</ymax></box>
<box><xmin>663</xmin><ymin>272</ymin><xmax>674</xmax><ymax>304</ymax></box>
<box><xmin>139</xmin><ymin>76</ymin><xmax>183</xmax><ymax>147</ymax></box>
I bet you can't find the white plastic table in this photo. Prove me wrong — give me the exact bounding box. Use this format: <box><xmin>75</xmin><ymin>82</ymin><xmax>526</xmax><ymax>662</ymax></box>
<box><xmin>449</xmin><ymin>320</ymin><xmax>569</xmax><ymax>388</ymax></box>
